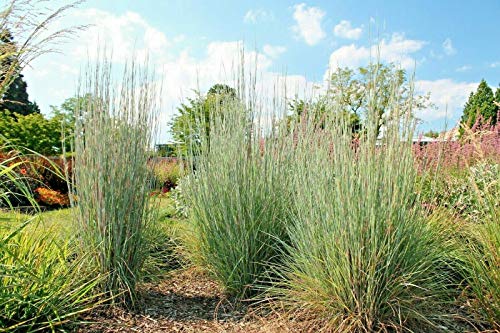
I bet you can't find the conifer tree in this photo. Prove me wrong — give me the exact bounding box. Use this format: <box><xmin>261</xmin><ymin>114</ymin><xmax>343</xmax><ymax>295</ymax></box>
<box><xmin>459</xmin><ymin>79</ymin><xmax>497</xmax><ymax>135</ymax></box>
<box><xmin>0</xmin><ymin>30</ymin><xmax>40</xmax><ymax>116</ymax></box>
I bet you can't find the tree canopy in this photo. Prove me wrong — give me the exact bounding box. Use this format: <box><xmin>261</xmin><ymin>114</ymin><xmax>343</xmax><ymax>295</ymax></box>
<box><xmin>0</xmin><ymin>31</ymin><xmax>40</xmax><ymax>116</ymax></box>
<box><xmin>169</xmin><ymin>84</ymin><xmax>238</xmax><ymax>155</ymax></box>
<box><xmin>0</xmin><ymin>95</ymin><xmax>82</xmax><ymax>155</ymax></box>
<box><xmin>460</xmin><ymin>80</ymin><xmax>499</xmax><ymax>135</ymax></box>
<box><xmin>286</xmin><ymin>63</ymin><xmax>432</xmax><ymax>136</ymax></box>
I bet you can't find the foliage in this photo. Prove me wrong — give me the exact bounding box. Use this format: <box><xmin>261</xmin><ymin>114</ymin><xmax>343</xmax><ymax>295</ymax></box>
<box><xmin>460</xmin><ymin>80</ymin><xmax>499</xmax><ymax>136</ymax></box>
<box><xmin>424</xmin><ymin>129</ymin><xmax>440</xmax><ymax>138</ymax></box>
<box><xmin>414</xmin><ymin>123</ymin><xmax>500</xmax><ymax>172</ymax></box>
<box><xmin>0</xmin><ymin>149</ymin><xmax>71</xmax><ymax>210</ymax></box>
<box><xmin>170</xmin><ymin>175</ymin><xmax>190</xmax><ymax>218</ymax></box>
<box><xmin>0</xmin><ymin>149</ymin><xmax>102</xmax><ymax>332</ymax></box>
<box><xmin>73</xmin><ymin>57</ymin><xmax>160</xmax><ymax>306</ymax></box>
<box><xmin>0</xmin><ymin>219</ymin><xmax>104</xmax><ymax>332</ymax></box>
<box><xmin>0</xmin><ymin>0</ymin><xmax>84</xmax><ymax>98</ymax></box>
<box><xmin>184</xmin><ymin>96</ymin><xmax>294</xmax><ymax>298</ymax></box>
<box><xmin>268</xmin><ymin>67</ymin><xmax>456</xmax><ymax>332</ymax></box>
<box><xmin>150</xmin><ymin>158</ymin><xmax>184</xmax><ymax>192</ymax></box>
<box><xmin>49</xmin><ymin>94</ymin><xmax>93</xmax><ymax>129</ymax></box>
<box><xmin>286</xmin><ymin>97</ymin><xmax>361</xmax><ymax>133</ymax></box>
<box><xmin>462</xmin><ymin>210</ymin><xmax>500</xmax><ymax>329</ymax></box>
<box><xmin>0</xmin><ymin>31</ymin><xmax>39</xmax><ymax>116</ymax></box>
<box><xmin>0</xmin><ymin>111</ymin><xmax>72</xmax><ymax>155</ymax></box>
<box><xmin>169</xmin><ymin>84</ymin><xmax>238</xmax><ymax>155</ymax></box>
<box><xmin>35</xmin><ymin>187</ymin><xmax>70</xmax><ymax>207</ymax></box>
<box><xmin>0</xmin><ymin>150</ymin><xmax>39</xmax><ymax>208</ymax></box>
<box><xmin>327</xmin><ymin>63</ymin><xmax>432</xmax><ymax>136</ymax></box>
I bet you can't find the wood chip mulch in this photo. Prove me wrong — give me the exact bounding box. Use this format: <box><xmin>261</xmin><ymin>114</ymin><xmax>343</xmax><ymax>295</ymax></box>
<box><xmin>77</xmin><ymin>268</ymin><xmax>293</xmax><ymax>333</ymax></box>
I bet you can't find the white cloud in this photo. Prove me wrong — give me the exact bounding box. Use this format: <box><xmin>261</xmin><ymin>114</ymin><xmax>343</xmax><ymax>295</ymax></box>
<box><xmin>291</xmin><ymin>3</ymin><xmax>326</xmax><ymax>45</ymax></box>
<box><xmin>263</xmin><ymin>44</ymin><xmax>287</xmax><ymax>58</ymax></box>
<box><xmin>244</xmin><ymin>9</ymin><xmax>273</xmax><ymax>23</ymax></box>
<box><xmin>325</xmin><ymin>33</ymin><xmax>426</xmax><ymax>76</ymax></box>
<box><xmin>456</xmin><ymin>65</ymin><xmax>471</xmax><ymax>72</ymax></box>
<box><xmin>333</xmin><ymin>20</ymin><xmax>362</xmax><ymax>40</ymax></box>
<box><xmin>415</xmin><ymin>79</ymin><xmax>477</xmax><ymax>122</ymax></box>
<box><xmin>442</xmin><ymin>38</ymin><xmax>456</xmax><ymax>56</ymax></box>
<box><xmin>173</xmin><ymin>34</ymin><xmax>186</xmax><ymax>43</ymax></box>
<box><xmin>490</xmin><ymin>61</ymin><xmax>500</xmax><ymax>68</ymax></box>
<box><xmin>70</xmin><ymin>9</ymin><xmax>171</xmax><ymax>63</ymax></box>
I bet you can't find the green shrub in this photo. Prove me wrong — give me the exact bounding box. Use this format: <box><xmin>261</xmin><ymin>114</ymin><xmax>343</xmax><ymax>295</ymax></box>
<box><xmin>72</xmin><ymin>58</ymin><xmax>160</xmax><ymax>306</ymax></box>
<box><xmin>150</xmin><ymin>158</ymin><xmax>183</xmax><ymax>192</ymax></box>
<box><xmin>170</xmin><ymin>174</ymin><xmax>191</xmax><ymax>218</ymax></box>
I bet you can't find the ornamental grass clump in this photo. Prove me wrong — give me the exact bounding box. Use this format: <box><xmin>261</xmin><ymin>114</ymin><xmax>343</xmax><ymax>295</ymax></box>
<box><xmin>0</xmin><ymin>220</ymin><xmax>103</xmax><ymax>332</ymax></box>
<box><xmin>73</xmin><ymin>57</ymin><xmax>160</xmax><ymax>305</ymax></box>
<box><xmin>183</xmin><ymin>88</ymin><xmax>294</xmax><ymax>298</ymax></box>
<box><xmin>0</xmin><ymin>153</ymin><xmax>102</xmax><ymax>332</ymax></box>
<box><xmin>269</xmin><ymin>66</ymin><xmax>457</xmax><ymax>332</ymax></box>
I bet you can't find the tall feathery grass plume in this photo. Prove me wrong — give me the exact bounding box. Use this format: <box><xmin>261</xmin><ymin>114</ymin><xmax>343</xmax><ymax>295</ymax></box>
<box><xmin>72</xmin><ymin>54</ymin><xmax>160</xmax><ymax>306</ymax></box>
<box><xmin>266</xmin><ymin>63</ymin><xmax>459</xmax><ymax>332</ymax></box>
<box><xmin>181</xmin><ymin>55</ymin><xmax>296</xmax><ymax>299</ymax></box>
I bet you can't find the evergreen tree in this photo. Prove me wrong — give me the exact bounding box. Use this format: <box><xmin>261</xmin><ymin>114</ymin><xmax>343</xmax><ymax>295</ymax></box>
<box><xmin>0</xmin><ymin>73</ymin><xmax>40</xmax><ymax>116</ymax></box>
<box><xmin>459</xmin><ymin>80</ymin><xmax>497</xmax><ymax>135</ymax></box>
<box><xmin>495</xmin><ymin>86</ymin><xmax>500</xmax><ymax>114</ymax></box>
<box><xmin>0</xmin><ymin>30</ymin><xmax>40</xmax><ymax>116</ymax></box>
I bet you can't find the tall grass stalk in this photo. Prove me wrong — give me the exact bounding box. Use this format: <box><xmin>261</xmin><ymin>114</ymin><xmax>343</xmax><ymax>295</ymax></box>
<box><xmin>268</xmin><ymin>66</ymin><xmax>457</xmax><ymax>332</ymax></box>
<box><xmin>1</xmin><ymin>151</ymin><xmax>102</xmax><ymax>332</ymax></box>
<box><xmin>461</xmin><ymin>149</ymin><xmax>499</xmax><ymax>329</ymax></box>
<box><xmin>183</xmin><ymin>84</ymin><xmax>294</xmax><ymax>298</ymax></box>
<box><xmin>73</xmin><ymin>56</ymin><xmax>160</xmax><ymax>305</ymax></box>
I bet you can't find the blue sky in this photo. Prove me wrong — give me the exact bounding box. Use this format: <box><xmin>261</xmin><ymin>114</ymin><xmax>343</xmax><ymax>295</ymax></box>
<box><xmin>24</xmin><ymin>0</ymin><xmax>500</xmax><ymax>140</ymax></box>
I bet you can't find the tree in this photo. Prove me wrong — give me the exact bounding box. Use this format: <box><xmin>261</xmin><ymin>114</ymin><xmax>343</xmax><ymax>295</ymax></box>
<box><xmin>169</xmin><ymin>84</ymin><xmax>238</xmax><ymax>155</ymax></box>
<box><xmin>0</xmin><ymin>31</ymin><xmax>40</xmax><ymax>116</ymax></box>
<box><xmin>285</xmin><ymin>97</ymin><xmax>361</xmax><ymax>133</ymax></box>
<box><xmin>460</xmin><ymin>80</ymin><xmax>498</xmax><ymax>135</ymax></box>
<box><xmin>0</xmin><ymin>1</ymin><xmax>84</xmax><ymax>98</ymax></box>
<box><xmin>423</xmin><ymin>130</ymin><xmax>440</xmax><ymax>138</ymax></box>
<box><xmin>0</xmin><ymin>72</ymin><xmax>40</xmax><ymax>116</ymax></box>
<box><xmin>49</xmin><ymin>94</ymin><xmax>93</xmax><ymax>126</ymax></box>
<box><xmin>0</xmin><ymin>111</ymin><xmax>67</xmax><ymax>155</ymax></box>
<box><xmin>0</xmin><ymin>95</ymin><xmax>86</xmax><ymax>155</ymax></box>
<box><xmin>328</xmin><ymin>63</ymin><xmax>432</xmax><ymax>137</ymax></box>
<box><xmin>285</xmin><ymin>63</ymin><xmax>431</xmax><ymax>136</ymax></box>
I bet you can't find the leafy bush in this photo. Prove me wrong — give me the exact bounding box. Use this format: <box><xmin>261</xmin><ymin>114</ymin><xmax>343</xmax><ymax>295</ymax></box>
<box><xmin>35</xmin><ymin>187</ymin><xmax>70</xmax><ymax>207</ymax></box>
<box><xmin>0</xmin><ymin>111</ymin><xmax>72</xmax><ymax>155</ymax></box>
<box><xmin>0</xmin><ymin>151</ymin><xmax>71</xmax><ymax>209</ymax></box>
<box><xmin>34</xmin><ymin>157</ymin><xmax>72</xmax><ymax>195</ymax></box>
<box><xmin>170</xmin><ymin>174</ymin><xmax>191</xmax><ymax>218</ymax></box>
<box><xmin>150</xmin><ymin>158</ymin><xmax>183</xmax><ymax>192</ymax></box>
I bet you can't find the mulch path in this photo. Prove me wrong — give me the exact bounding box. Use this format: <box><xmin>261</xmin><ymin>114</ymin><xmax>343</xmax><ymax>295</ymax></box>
<box><xmin>77</xmin><ymin>268</ymin><xmax>294</xmax><ymax>333</ymax></box>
